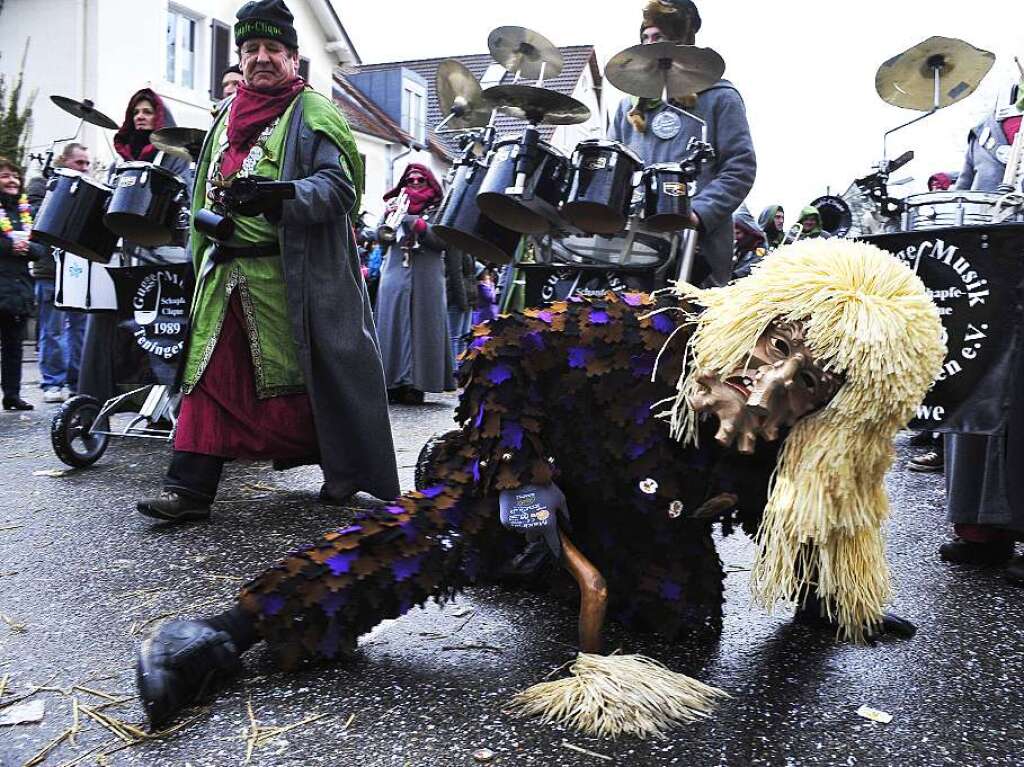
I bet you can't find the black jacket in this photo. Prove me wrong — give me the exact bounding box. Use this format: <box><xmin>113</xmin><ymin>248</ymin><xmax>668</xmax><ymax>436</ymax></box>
<box><xmin>0</xmin><ymin>192</ymin><xmax>46</xmax><ymax>316</ymax></box>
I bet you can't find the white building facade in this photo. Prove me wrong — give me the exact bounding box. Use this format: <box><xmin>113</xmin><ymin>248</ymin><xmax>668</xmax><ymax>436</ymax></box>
<box><xmin>0</xmin><ymin>0</ymin><xmax>358</xmax><ymax>174</ymax></box>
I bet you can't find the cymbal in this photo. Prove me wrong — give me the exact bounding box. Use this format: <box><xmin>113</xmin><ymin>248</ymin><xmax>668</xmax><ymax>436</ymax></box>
<box><xmin>604</xmin><ymin>43</ymin><xmax>725</xmax><ymax>100</ymax></box>
<box><xmin>436</xmin><ymin>59</ymin><xmax>493</xmax><ymax>130</ymax></box>
<box><xmin>151</xmin><ymin>127</ymin><xmax>207</xmax><ymax>162</ymax></box>
<box><xmin>487</xmin><ymin>26</ymin><xmax>563</xmax><ymax>80</ymax></box>
<box><xmin>481</xmin><ymin>84</ymin><xmax>590</xmax><ymax>126</ymax></box>
<box><xmin>875</xmin><ymin>36</ymin><xmax>995</xmax><ymax>111</ymax></box>
<box><xmin>49</xmin><ymin>95</ymin><xmax>118</xmax><ymax>130</ymax></box>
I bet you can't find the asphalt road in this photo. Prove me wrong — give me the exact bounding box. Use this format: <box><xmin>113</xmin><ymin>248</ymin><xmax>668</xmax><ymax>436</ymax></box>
<box><xmin>2</xmin><ymin>371</ymin><xmax>1023</xmax><ymax>767</ymax></box>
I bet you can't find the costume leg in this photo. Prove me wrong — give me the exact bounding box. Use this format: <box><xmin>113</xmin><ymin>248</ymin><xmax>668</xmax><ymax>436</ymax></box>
<box><xmin>559</xmin><ymin>530</ymin><xmax>607</xmax><ymax>654</ymax></box>
<box><xmin>164</xmin><ymin>451</ymin><xmax>225</xmax><ymax>503</ymax></box>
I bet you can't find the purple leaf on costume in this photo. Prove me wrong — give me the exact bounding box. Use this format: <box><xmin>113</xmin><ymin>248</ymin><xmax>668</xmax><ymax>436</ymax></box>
<box><xmin>501</xmin><ymin>421</ymin><xmax>524</xmax><ymax>450</ymax></box>
<box><xmin>523</xmin><ymin>331</ymin><xmax>544</xmax><ymax>351</ymax></box>
<box><xmin>568</xmin><ymin>347</ymin><xmax>594</xmax><ymax>369</ymax></box>
<box><xmin>651</xmin><ymin>313</ymin><xmax>674</xmax><ymax>334</ymax></box>
<box><xmin>261</xmin><ymin>594</ymin><xmax>286</xmax><ymax>617</ymax></box>
<box><xmin>623</xmin><ymin>293</ymin><xmax>644</xmax><ymax>307</ymax></box>
<box><xmin>631</xmin><ymin>353</ymin><xmax>655</xmax><ymax>377</ymax></box>
<box><xmin>421</xmin><ymin>484</ymin><xmax>445</xmax><ymax>499</ymax></box>
<box><xmin>336</xmin><ymin>524</ymin><xmax>363</xmax><ymax>535</ymax></box>
<box><xmin>634</xmin><ymin>402</ymin><xmax>653</xmax><ymax>424</ymax></box>
<box><xmin>589</xmin><ymin>310</ymin><xmax>610</xmax><ymax>325</ymax></box>
<box><xmin>326</xmin><ymin>550</ymin><xmax>358</xmax><ymax>576</ymax></box>
<box><xmin>383</xmin><ymin>506</ymin><xmax>404</xmax><ymax>516</ymax></box>
<box><xmin>660</xmin><ymin>580</ymin><xmax>683</xmax><ymax>601</ymax></box>
<box><xmin>321</xmin><ymin>591</ymin><xmax>348</xmax><ymax>617</ymax></box>
<box><xmin>393</xmin><ymin>555</ymin><xmax>423</xmax><ymax>582</ymax></box>
<box><xmin>399</xmin><ymin>518</ymin><xmax>419</xmax><ymax>541</ymax></box>
<box><xmin>471</xmin><ymin>459</ymin><xmax>481</xmax><ymax>482</ymax></box>
<box><xmin>626</xmin><ymin>441</ymin><xmax>649</xmax><ymax>460</ymax></box>
<box><xmin>471</xmin><ymin>335</ymin><xmax>490</xmax><ymax>350</ymax></box>
<box><xmin>537</xmin><ymin>310</ymin><xmax>554</xmax><ymax>324</ymax></box>
<box><xmin>488</xmin><ymin>364</ymin><xmax>513</xmax><ymax>385</ymax></box>
<box><xmin>475</xmin><ymin>402</ymin><xmax>485</xmax><ymax>428</ymax></box>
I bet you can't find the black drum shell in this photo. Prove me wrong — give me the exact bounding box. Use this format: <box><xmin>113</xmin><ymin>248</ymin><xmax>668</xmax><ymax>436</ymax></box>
<box><xmin>434</xmin><ymin>161</ymin><xmax>520</xmax><ymax>265</ymax></box>
<box><xmin>32</xmin><ymin>171</ymin><xmax>118</xmax><ymax>263</ymax></box>
<box><xmin>477</xmin><ymin>138</ymin><xmax>568</xmax><ymax>235</ymax></box>
<box><xmin>562</xmin><ymin>141</ymin><xmax>643</xmax><ymax>235</ymax></box>
<box><xmin>104</xmin><ymin>162</ymin><xmax>186</xmax><ymax>247</ymax></box>
<box><xmin>642</xmin><ymin>166</ymin><xmax>692</xmax><ymax>232</ymax></box>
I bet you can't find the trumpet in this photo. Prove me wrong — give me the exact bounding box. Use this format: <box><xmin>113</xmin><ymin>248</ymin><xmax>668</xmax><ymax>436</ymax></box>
<box><xmin>379</xmin><ymin>191</ymin><xmax>410</xmax><ymax>244</ymax></box>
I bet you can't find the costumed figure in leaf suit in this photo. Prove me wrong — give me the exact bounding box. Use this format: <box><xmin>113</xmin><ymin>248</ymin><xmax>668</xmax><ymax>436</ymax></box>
<box><xmin>135</xmin><ymin>240</ymin><xmax>944</xmax><ymax>738</ymax></box>
<box><xmin>136</xmin><ymin>0</ymin><xmax>399</xmax><ymax>523</ymax></box>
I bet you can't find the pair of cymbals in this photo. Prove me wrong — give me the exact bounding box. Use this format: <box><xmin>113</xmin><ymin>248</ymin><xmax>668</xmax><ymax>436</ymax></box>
<box><xmin>437</xmin><ymin>58</ymin><xmax>590</xmax><ymax>127</ymax></box>
<box><xmin>50</xmin><ymin>95</ymin><xmax>119</xmax><ymax>130</ymax></box>
<box><xmin>151</xmin><ymin>127</ymin><xmax>208</xmax><ymax>162</ymax></box>
<box><xmin>875</xmin><ymin>36</ymin><xmax>996</xmax><ymax>111</ymax></box>
<box><xmin>604</xmin><ymin>43</ymin><xmax>725</xmax><ymax>100</ymax></box>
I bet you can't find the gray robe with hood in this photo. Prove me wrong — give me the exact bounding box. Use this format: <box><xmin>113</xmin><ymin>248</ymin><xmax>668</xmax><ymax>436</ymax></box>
<box><xmin>608</xmin><ymin>80</ymin><xmax>756</xmax><ymax>287</ymax></box>
<box><xmin>955</xmin><ymin>115</ymin><xmax>1013</xmax><ymax>192</ymax></box>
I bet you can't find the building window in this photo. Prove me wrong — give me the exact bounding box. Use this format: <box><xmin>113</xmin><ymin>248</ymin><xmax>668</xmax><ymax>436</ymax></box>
<box><xmin>402</xmin><ymin>84</ymin><xmax>426</xmax><ymax>144</ymax></box>
<box><xmin>209</xmin><ymin>19</ymin><xmax>232</xmax><ymax>100</ymax></box>
<box><xmin>299</xmin><ymin>57</ymin><xmax>310</xmax><ymax>81</ymax></box>
<box><xmin>166</xmin><ymin>7</ymin><xmax>198</xmax><ymax>89</ymax></box>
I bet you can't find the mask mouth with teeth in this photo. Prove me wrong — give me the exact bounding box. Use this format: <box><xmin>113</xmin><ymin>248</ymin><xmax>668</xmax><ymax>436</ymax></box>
<box><xmin>686</xmin><ymin>319</ymin><xmax>842</xmax><ymax>453</ymax></box>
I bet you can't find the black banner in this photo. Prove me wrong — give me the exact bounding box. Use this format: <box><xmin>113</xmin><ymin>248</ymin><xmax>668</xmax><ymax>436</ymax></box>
<box><xmin>522</xmin><ymin>264</ymin><xmax>661</xmax><ymax>307</ymax></box>
<box><xmin>107</xmin><ymin>264</ymin><xmax>194</xmax><ymax>386</ymax></box>
<box><xmin>862</xmin><ymin>225</ymin><xmax>1024</xmax><ymax>434</ymax></box>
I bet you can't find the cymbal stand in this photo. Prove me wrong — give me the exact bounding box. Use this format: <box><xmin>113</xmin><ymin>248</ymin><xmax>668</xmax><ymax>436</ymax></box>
<box><xmin>881</xmin><ymin>56</ymin><xmax>946</xmax><ymax>166</ymax></box>
<box><xmin>29</xmin><ymin>119</ymin><xmax>87</xmax><ymax>179</ymax></box>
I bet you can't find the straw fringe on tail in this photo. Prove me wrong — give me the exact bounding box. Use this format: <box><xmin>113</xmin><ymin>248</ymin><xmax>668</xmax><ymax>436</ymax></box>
<box><xmin>508</xmin><ymin>653</ymin><xmax>729</xmax><ymax>740</ymax></box>
<box><xmin>663</xmin><ymin>239</ymin><xmax>946</xmax><ymax>640</ymax></box>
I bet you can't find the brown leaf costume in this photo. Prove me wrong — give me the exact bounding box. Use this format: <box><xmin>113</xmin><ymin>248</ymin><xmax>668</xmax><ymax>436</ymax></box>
<box><xmin>239</xmin><ymin>291</ymin><xmax>782</xmax><ymax>668</ymax></box>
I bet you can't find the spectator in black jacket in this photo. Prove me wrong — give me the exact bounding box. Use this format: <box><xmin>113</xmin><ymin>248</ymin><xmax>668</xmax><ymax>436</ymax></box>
<box><xmin>445</xmin><ymin>249</ymin><xmax>475</xmax><ymax>365</ymax></box>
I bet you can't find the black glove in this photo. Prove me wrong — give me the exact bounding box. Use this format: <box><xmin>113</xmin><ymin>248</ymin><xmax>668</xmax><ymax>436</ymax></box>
<box><xmin>222</xmin><ymin>176</ymin><xmax>295</xmax><ymax>218</ymax></box>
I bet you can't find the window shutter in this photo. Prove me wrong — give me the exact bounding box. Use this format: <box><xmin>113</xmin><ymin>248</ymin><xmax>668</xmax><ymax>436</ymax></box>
<box><xmin>210</xmin><ymin>19</ymin><xmax>232</xmax><ymax>100</ymax></box>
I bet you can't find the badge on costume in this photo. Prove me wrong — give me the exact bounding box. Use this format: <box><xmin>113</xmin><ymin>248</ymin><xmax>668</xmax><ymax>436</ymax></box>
<box><xmin>651</xmin><ymin>110</ymin><xmax>682</xmax><ymax>140</ymax></box>
<box><xmin>996</xmin><ymin>145</ymin><xmax>1012</xmax><ymax>165</ymax></box>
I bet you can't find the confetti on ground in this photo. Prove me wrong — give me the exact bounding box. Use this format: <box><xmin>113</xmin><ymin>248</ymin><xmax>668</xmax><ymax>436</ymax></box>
<box><xmin>856</xmin><ymin>705</ymin><xmax>893</xmax><ymax>724</ymax></box>
<box><xmin>0</xmin><ymin>698</ymin><xmax>45</xmax><ymax>725</ymax></box>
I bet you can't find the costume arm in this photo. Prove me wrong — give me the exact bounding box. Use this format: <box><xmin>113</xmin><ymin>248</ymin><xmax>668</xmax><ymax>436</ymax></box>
<box><xmin>278</xmin><ymin>133</ymin><xmax>357</xmax><ymax>226</ymax></box>
<box><xmin>954</xmin><ymin>140</ymin><xmax>975</xmax><ymax>190</ymax></box>
<box><xmin>690</xmin><ymin>90</ymin><xmax>756</xmax><ymax>232</ymax></box>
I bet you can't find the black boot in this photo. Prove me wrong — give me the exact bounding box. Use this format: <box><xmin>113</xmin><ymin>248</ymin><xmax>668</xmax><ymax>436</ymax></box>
<box><xmin>1005</xmin><ymin>555</ymin><xmax>1024</xmax><ymax>586</ymax></box>
<box><xmin>136</xmin><ymin>619</ymin><xmax>243</xmax><ymax>729</ymax></box>
<box><xmin>939</xmin><ymin>537</ymin><xmax>1014</xmax><ymax>566</ymax></box>
<box><xmin>3</xmin><ymin>397</ymin><xmax>33</xmax><ymax>411</ymax></box>
<box><xmin>137</xmin><ymin>491</ymin><xmax>211</xmax><ymax>522</ymax></box>
<box><xmin>794</xmin><ymin>592</ymin><xmax>916</xmax><ymax>641</ymax></box>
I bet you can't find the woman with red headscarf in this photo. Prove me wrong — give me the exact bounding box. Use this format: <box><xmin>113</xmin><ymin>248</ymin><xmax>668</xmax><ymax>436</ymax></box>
<box><xmin>374</xmin><ymin>163</ymin><xmax>454</xmax><ymax>404</ymax></box>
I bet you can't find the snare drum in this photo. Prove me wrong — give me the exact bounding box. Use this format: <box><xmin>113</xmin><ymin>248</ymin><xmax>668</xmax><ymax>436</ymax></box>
<box><xmin>433</xmin><ymin>159</ymin><xmax>521</xmax><ymax>265</ymax></box>
<box><xmin>104</xmin><ymin>162</ymin><xmax>188</xmax><ymax>247</ymax></box>
<box><xmin>476</xmin><ymin>136</ymin><xmax>568</xmax><ymax>234</ymax></box>
<box><xmin>641</xmin><ymin>164</ymin><xmax>692</xmax><ymax>232</ymax></box>
<box><xmin>32</xmin><ymin>169</ymin><xmax>118</xmax><ymax>262</ymax></box>
<box><xmin>54</xmin><ymin>249</ymin><xmax>123</xmax><ymax>313</ymax></box>
<box><xmin>561</xmin><ymin>140</ymin><xmax>643</xmax><ymax>235</ymax></box>
<box><xmin>902</xmin><ymin>191</ymin><xmax>1022</xmax><ymax>231</ymax></box>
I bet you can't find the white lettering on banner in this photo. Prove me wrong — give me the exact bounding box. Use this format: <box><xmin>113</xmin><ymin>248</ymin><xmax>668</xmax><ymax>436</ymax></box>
<box><xmin>130</xmin><ymin>269</ymin><xmax>190</xmax><ymax>360</ymax></box>
<box><xmin>915</xmin><ymin>404</ymin><xmax>946</xmax><ymax>421</ymax></box>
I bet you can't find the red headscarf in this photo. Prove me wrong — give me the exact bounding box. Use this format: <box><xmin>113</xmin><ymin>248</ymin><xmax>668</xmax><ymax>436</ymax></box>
<box><xmin>113</xmin><ymin>88</ymin><xmax>170</xmax><ymax>162</ymax></box>
<box><xmin>383</xmin><ymin>163</ymin><xmax>443</xmax><ymax>214</ymax></box>
<box><xmin>220</xmin><ymin>77</ymin><xmax>307</xmax><ymax>179</ymax></box>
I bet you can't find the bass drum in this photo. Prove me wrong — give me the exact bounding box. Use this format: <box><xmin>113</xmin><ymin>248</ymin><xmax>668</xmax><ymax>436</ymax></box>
<box><xmin>902</xmin><ymin>191</ymin><xmax>1021</xmax><ymax>231</ymax></box>
<box><xmin>104</xmin><ymin>162</ymin><xmax>188</xmax><ymax>247</ymax></box>
<box><xmin>433</xmin><ymin>159</ymin><xmax>521</xmax><ymax>265</ymax></box>
<box><xmin>32</xmin><ymin>170</ymin><xmax>118</xmax><ymax>262</ymax></box>
<box><xmin>810</xmin><ymin>194</ymin><xmax>852</xmax><ymax>237</ymax></box>
<box><xmin>476</xmin><ymin>136</ymin><xmax>568</xmax><ymax>234</ymax></box>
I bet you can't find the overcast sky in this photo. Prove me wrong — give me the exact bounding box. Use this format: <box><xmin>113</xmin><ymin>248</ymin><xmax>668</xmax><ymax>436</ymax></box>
<box><xmin>340</xmin><ymin>1</ymin><xmax>1023</xmax><ymax>223</ymax></box>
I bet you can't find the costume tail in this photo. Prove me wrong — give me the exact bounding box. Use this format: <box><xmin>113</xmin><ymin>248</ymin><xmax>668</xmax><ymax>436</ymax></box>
<box><xmin>239</xmin><ymin>454</ymin><xmax>499</xmax><ymax>669</ymax></box>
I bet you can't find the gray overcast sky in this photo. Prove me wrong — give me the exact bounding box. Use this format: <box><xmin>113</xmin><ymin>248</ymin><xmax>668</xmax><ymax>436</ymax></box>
<box><xmin>339</xmin><ymin>1</ymin><xmax>1023</xmax><ymax>221</ymax></box>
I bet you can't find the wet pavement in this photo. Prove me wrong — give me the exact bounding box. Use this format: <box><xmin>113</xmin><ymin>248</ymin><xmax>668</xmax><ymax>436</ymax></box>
<box><xmin>2</xmin><ymin>370</ymin><xmax>1024</xmax><ymax>766</ymax></box>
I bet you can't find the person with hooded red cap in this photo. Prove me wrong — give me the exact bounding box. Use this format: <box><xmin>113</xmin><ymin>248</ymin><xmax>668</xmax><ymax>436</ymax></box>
<box><xmin>374</xmin><ymin>163</ymin><xmax>454</xmax><ymax>404</ymax></box>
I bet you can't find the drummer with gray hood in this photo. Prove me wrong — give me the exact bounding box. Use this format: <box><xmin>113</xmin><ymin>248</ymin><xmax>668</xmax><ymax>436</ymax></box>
<box><xmin>608</xmin><ymin>0</ymin><xmax>756</xmax><ymax>287</ymax></box>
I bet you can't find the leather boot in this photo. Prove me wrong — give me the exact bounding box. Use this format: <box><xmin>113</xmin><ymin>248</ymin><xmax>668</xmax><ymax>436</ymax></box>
<box><xmin>1005</xmin><ymin>554</ymin><xmax>1024</xmax><ymax>586</ymax></box>
<box><xmin>136</xmin><ymin>619</ymin><xmax>242</xmax><ymax>729</ymax></box>
<box><xmin>137</xmin><ymin>491</ymin><xmax>211</xmax><ymax>522</ymax></box>
<box><xmin>939</xmin><ymin>537</ymin><xmax>1014</xmax><ymax>566</ymax></box>
<box><xmin>3</xmin><ymin>397</ymin><xmax>33</xmax><ymax>411</ymax></box>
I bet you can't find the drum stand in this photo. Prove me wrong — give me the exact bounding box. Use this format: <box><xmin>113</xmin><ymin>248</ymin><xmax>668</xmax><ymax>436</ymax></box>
<box><xmin>29</xmin><ymin>118</ymin><xmax>89</xmax><ymax>179</ymax></box>
<box><xmin>90</xmin><ymin>384</ymin><xmax>180</xmax><ymax>440</ymax></box>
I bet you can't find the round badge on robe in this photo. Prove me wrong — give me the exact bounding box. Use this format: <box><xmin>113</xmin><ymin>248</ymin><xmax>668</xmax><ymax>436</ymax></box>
<box><xmin>651</xmin><ymin>110</ymin><xmax>682</xmax><ymax>141</ymax></box>
<box><xmin>995</xmin><ymin>145</ymin><xmax>1012</xmax><ymax>164</ymax></box>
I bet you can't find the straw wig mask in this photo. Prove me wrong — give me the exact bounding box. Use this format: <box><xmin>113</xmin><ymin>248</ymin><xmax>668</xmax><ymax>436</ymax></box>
<box><xmin>667</xmin><ymin>239</ymin><xmax>946</xmax><ymax>640</ymax></box>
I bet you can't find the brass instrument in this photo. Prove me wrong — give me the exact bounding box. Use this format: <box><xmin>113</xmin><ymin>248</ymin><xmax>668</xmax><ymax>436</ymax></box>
<box><xmin>379</xmin><ymin>190</ymin><xmax>410</xmax><ymax>244</ymax></box>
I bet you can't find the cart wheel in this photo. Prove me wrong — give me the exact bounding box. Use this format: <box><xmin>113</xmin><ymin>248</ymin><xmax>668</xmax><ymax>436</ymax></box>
<box><xmin>51</xmin><ymin>395</ymin><xmax>109</xmax><ymax>468</ymax></box>
<box><xmin>414</xmin><ymin>430</ymin><xmax>461</xmax><ymax>491</ymax></box>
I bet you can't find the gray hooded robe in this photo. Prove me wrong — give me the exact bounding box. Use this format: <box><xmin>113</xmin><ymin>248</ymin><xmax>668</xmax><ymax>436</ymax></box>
<box><xmin>608</xmin><ymin>81</ymin><xmax>756</xmax><ymax>287</ymax></box>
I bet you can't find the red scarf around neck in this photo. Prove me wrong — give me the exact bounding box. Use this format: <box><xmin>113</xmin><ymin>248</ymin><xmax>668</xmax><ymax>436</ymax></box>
<box><xmin>220</xmin><ymin>78</ymin><xmax>306</xmax><ymax>178</ymax></box>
